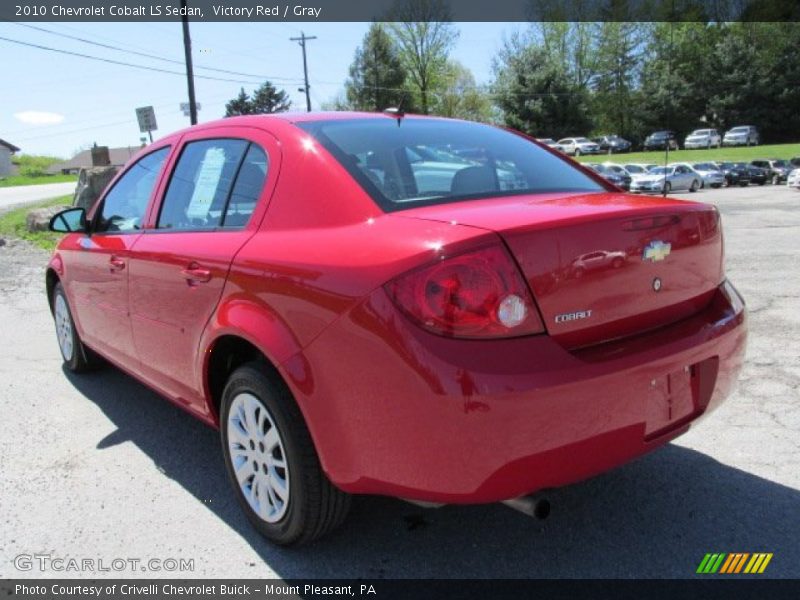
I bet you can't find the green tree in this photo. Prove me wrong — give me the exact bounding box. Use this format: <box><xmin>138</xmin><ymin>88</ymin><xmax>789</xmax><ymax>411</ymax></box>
<box><xmin>434</xmin><ymin>61</ymin><xmax>492</xmax><ymax>122</ymax></box>
<box><xmin>251</xmin><ymin>81</ymin><xmax>292</xmax><ymax>114</ymax></box>
<box><xmin>224</xmin><ymin>82</ymin><xmax>291</xmax><ymax>117</ymax></box>
<box><xmin>224</xmin><ymin>88</ymin><xmax>254</xmax><ymax>117</ymax></box>
<box><xmin>345</xmin><ymin>23</ymin><xmax>409</xmax><ymax>112</ymax></box>
<box><xmin>388</xmin><ymin>0</ymin><xmax>458</xmax><ymax>114</ymax></box>
<box><xmin>591</xmin><ymin>22</ymin><xmax>643</xmax><ymax>139</ymax></box>
<box><xmin>637</xmin><ymin>23</ymin><xmax>721</xmax><ymax>141</ymax></box>
<box><xmin>492</xmin><ymin>35</ymin><xmax>592</xmax><ymax>139</ymax></box>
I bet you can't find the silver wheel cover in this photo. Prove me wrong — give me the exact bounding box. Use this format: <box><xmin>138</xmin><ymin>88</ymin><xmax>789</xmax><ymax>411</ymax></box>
<box><xmin>227</xmin><ymin>392</ymin><xmax>290</xmax><ymax>523</ymax></box>
<box><xmin>54</xmin><ymin>294</ymin><xmax>74</xmax><ymax>361</ymax></box>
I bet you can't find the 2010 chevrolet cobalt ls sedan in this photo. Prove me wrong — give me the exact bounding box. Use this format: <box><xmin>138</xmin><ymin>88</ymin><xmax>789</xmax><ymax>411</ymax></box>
<box><xmin>47</xmin><ymin>113</ymin><xmax>747</xmax><ymax>546</ymax></box>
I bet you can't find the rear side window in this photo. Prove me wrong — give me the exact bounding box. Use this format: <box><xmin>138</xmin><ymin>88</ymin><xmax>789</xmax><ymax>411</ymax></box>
<box><xmin>298</xmin><ymin>118</ymin><xmax>603</xmax><ymax>211</ymax></box>
<box><xmin>96</xmin><ymin>147</ymin><xmax>169</xmax><ymax>233</ymax></box>
<box><xmin>157</xmin><ymin>139</ymin><xmax>267</xmax><ymax>230</ymax></box>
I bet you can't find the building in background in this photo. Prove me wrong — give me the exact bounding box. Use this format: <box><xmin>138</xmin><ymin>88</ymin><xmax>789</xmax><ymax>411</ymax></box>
<box><xmin>0</xmin><ymin>139</ymin><xmax>21</xmax><ymax>177</ymax></box>
<box><xmin>48</xmin><ymin>145</ymin><xmax>143</xmax><ymax>175</ymax></box>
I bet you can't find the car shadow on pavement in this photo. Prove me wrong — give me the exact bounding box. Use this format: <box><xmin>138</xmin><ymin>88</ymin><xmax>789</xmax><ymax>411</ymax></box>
<box><xmin>65</xmin><ymin>366</ymin><xmax>799</xmax><ymax>579</ymax></box>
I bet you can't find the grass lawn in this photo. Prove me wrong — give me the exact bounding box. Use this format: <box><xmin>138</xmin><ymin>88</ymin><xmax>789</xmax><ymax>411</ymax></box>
<box><xmin>574</xmin><ymin>143</ymin><xmax>800</xmax><ymax>165</ymax></box>
<box><xmin>0</xmin><ymin>173</ymin><xmax>78</xmax><ymax>188</ymax></box>
<box><xmin>0</xmin><ymin>196</ymin><xmax>71</xmax><ymax>251</ymax></box>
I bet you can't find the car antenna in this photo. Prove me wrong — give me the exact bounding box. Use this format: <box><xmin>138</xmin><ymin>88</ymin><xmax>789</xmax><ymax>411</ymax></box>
<box><xmin>383</xmin><ymin>98</ymin><xmax>405</xmax><ymax>126</ymax></box>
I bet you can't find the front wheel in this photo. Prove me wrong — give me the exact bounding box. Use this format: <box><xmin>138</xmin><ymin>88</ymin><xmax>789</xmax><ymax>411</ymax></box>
<box><xmin>663</xmin><ymin>182</ymin><xmax>672</xmax><ymax>194</ymax></box>
<box><xmin>690</xmin><ymin>179</ymin><xmax>699</xmax><ymax>192</ymax></box>
<box><xmin>220</xmin><ymin>362</ymin><xmax>351</xmax><ymax>546</ymax></box>
<box><xmin>52</xmin><ymin>283</ymin><xmax>101</xmax><ymax>372</ymax></box>
<box><xmin>772</xmin><ymin>174</ymin><xmax>780</xmax><ymax>185</ymax></box>
<box><xmin>575</xmin><ymin>149</ymin><xmax>581</xmax><ymax>157</ymax></box>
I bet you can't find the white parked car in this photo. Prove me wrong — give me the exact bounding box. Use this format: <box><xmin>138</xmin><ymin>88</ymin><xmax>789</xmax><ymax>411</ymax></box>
<box><xmin>691</xmin><ymin>162</ymin><xmax>726</xmax><ymax>188</ymax></box>
<box><xmin>622</xmin><ymin>163</ymin><xmax>659</xmax><ymax>182</ymax></box>
<box><xmin>556</xmin><ymin>137</ymin><xmax>601</xmax><ymax>156</ymax></box>
<box><xmin>684</xmin><ymin>128</ymin><xmax>721</xmax><ymax>149</ymax></box>
<box><xmin>788</xmin><ymin>168</ymin><xmax>800</xmax><ymax>190</ymax></box>
<box><xmin>630</xmin><ymin>165</ymin><xmax>702</xmax><ymax>194</ymax></box>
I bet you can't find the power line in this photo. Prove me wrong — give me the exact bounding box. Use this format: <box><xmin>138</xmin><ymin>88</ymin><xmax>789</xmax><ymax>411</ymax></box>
<box><xmin>0</xmin><ymin>35</ymin><xmax>271</xmax><ymax>85</ymax></box>
<box><xmin>10</xmin><ymin>22</ymin><xmax>302</xmax><ymax>83</ymax></box>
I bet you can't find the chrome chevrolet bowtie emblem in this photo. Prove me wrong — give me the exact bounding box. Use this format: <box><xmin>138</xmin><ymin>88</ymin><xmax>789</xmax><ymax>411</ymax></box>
<box><xmin>643</xmin><ymin>240</ymin><xmax>671</xmax><ymax>262</ymax></box>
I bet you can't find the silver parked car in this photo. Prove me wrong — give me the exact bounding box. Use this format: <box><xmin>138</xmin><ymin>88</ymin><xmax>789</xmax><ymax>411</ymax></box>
<box><xmin>538</xmin><ymin>138</ymin><xmax>566</xmax><ymax>153</ymax></box>
<box><xmin>723</xmin><ymin>125</ymin><xmax>760</xmax><ymax>146</ymax></box>
<box><xmin>691</xmin><ymin>162</ymin><xmax>726</xmax><ymax>188</ymax></box>
<box><xmin>629</xmin><ymin>165</ymin><xmax>702</xmax><ymax>194</ymax></box>
<box><xmin>556</xmin><ymin>137</ymin><xmax>601</xmax><ymax>156</ymax></box>
<box><xmin>684</xmin><ymin>128</ymin><xmax>721</xmax><ymax>149</ymax></box>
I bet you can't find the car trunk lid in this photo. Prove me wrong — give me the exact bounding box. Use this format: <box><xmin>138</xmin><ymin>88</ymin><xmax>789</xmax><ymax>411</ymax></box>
<box><xmin>397</xmin><ymin>192</ymin><xmax>723</xmax><ymax>349</ymax></box>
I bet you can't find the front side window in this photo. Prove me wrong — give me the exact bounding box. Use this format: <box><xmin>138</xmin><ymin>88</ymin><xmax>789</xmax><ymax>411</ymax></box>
<box><xmin>299</xmin><ymin>119</ymin><xmax>604</xmax><ymax>211</ymax></box>
<box><xmin>96</xmin><ymin>147</ymin><xmax>169</xmax><ymax>233</ymax></box>
<box><xmin>157</xmin><ymin>138</ymin><xmax>265</xmax><ymax>230</ymax></box>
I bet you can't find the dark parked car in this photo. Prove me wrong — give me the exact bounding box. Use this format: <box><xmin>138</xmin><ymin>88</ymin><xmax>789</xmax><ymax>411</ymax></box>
<box><xmin>717</xmin><ymin>162</ymin><xmax>751</xmax><ymax>187</ymax></box>
<box><xmin>592</xmin><ymin>135</ymin><xmax>632</xmax><ymax>154</ymax></box>
<box><xmin>751</xmin><ymin>159</ymin><xmax>791</xmax><ymax>185</ymax></box>
<box><xmin>643</xmin><ymin>130</ymin><xmax>679</xmax><ymax>151</ymax></box>
<box><xmin>741</xmin><ymin>162</ymin><xmax>768</xmax><ymax>185</ymax></box>
<box><xmin>585</xmin><ymin>163</ymin><xmax>631</xmax><ymax>190</ymax></box>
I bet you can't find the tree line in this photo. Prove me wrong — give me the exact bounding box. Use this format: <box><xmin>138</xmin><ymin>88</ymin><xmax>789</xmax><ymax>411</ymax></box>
<box><xmin>226</xmin><ymin>20</ymin><xmax>800</xmax><ymax>145</ymax></box>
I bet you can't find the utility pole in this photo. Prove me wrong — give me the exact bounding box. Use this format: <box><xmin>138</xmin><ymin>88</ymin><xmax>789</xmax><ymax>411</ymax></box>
<box><xmin>290</xmin><ymin>32</ymin><xmax>317</xmax><ymax>112</ymax></box>
<box><xmin>181</xmin><ymin>0</ymin><xmax>198</xmax><ymax>125</ymax></box>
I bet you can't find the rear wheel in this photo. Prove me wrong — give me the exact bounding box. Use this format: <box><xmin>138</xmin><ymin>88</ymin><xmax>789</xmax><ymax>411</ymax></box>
<box><xmin>220</xmin><ymin>362</ymin><xmax>351</xmax><ymax>546</ymax></box>
<box><xmin>52</xmin><ymin>283</ymin><xmax>101</xmax><ymax>372</ymax></box>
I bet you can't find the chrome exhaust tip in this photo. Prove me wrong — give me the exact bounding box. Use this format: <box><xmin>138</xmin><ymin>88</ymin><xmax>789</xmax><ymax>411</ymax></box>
<box><xmin>502</xmin><ymin>495</ymin><xmax>551</xmax><ymax>519</ymax></box>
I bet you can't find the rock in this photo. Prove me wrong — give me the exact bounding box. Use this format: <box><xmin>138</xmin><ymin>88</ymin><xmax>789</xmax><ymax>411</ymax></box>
<box><xmin>26</xmin><ymin>205</ymin><xmax>71</xmax><ymax>232</ymax></box>
<box><xmin>73</xmin><ymin>166</ymin><xmax>119</xmax><ymax>209</ymax></box>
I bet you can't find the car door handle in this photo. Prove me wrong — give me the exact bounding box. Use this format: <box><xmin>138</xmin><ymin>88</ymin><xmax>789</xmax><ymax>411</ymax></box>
<box><xmin>181</xmin><ymin>264</ymin><xmax>212</xmax><ymax>284</ymax></box>
<box><xmin>109</xmin><ymin>257</ymin><xmax>126</xmax><ymax>272</ymax></box>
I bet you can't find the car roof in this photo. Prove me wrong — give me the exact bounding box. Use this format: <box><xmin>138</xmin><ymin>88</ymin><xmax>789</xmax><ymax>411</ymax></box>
<box><xmin>157</xmin><ymin>111</ymin><xmax>455</xmax><ymax>141</ymax></box>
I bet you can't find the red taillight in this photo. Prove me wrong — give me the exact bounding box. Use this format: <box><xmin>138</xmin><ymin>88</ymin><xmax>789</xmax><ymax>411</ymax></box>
<box><xmin>385</xmin><ymin>244</ymin><xmax>545</xmax><ymax>338</ymax></box>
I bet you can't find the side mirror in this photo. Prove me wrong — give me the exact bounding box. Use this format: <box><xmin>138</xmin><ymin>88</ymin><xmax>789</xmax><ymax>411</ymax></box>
<box><xmin>49</xmin><ymin>207</ymin><xmax>87</xmax><ymax>233</ymax></box>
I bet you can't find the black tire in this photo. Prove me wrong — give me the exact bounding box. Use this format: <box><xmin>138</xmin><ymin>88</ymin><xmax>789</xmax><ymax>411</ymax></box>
<box><xmin>690</xmin><ymin>179</ymin><xmax>699</xmax><ymax>192</ymax></box>
<box><xmin>664</xmin><ymin>182</ymin><xmax>672</xmax><ymax>194</ymax></box>
<box><xmin>52</xmin><ymin>282</ymin><xmax>102</xmax><ymax>372</ymax></box>
<box><xmin>220</xmin><ymin>362</ymin><xmax>351</xmax><ymax>546</ymax></box>
<box><xmin>575</xmin><ymin>149</ymin><xmax>581</xmax><ymax>157</ymax></box>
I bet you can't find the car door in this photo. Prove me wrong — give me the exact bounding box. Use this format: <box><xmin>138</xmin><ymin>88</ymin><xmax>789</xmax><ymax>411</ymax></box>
<box><xmin>672</xmin><ymin>165</ymin><xmax>688</xmax><ymax>189</ymax></box>
<box><xmin>127</xmin><ymin>129</ymin><xmax>279</xmax><ymax>412</ymax></box>
<box><xmin>65</xmin><ymin>146</ymin><xmax>171</xmax><ymax>367</ymax></box>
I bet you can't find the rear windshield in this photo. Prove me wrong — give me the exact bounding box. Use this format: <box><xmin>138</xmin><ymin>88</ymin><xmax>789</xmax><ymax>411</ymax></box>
<box><xmin>297</xmin><ymin>118</ymin><xmax>604</xmax><ymax>211</ymax></box>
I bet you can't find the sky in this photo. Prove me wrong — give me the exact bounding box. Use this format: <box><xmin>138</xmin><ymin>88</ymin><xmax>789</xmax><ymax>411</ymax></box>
<box><xmin>0</xmin><ymin>21</ymin><xmax>524</xmax><ymax>158</ymax></box>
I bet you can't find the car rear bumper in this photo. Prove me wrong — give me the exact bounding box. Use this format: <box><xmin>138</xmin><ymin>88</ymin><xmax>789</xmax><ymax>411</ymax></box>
<box><xmin>289</xmin><ymin>280</ymin><xmax>747</xmax><ymax>503</ymax></box>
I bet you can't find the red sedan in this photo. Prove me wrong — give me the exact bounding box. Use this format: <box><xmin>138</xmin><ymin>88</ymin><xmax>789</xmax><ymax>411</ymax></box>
<box><xmin>47</xmin><ymin>113</ymin><xmax>747</xmax><ymax>545</ymax></box>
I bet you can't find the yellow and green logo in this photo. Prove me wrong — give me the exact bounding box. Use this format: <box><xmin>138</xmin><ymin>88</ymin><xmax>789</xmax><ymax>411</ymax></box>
<box><xmin>696</xmin><ymin>553</ymin><xmax>773</xmax><ymax>574</ymax></box>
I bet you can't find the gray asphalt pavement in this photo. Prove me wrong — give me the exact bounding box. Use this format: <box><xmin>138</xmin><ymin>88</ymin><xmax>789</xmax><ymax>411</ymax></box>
<box><xmin>0</xmin><ymin>185</ymin><xmax>798</xmax><ymax>579</ymax></box>
<box><xmin>0</xmin><ymin>182</ymin><xmax>76</xmax><ymax>211</ymax></box>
